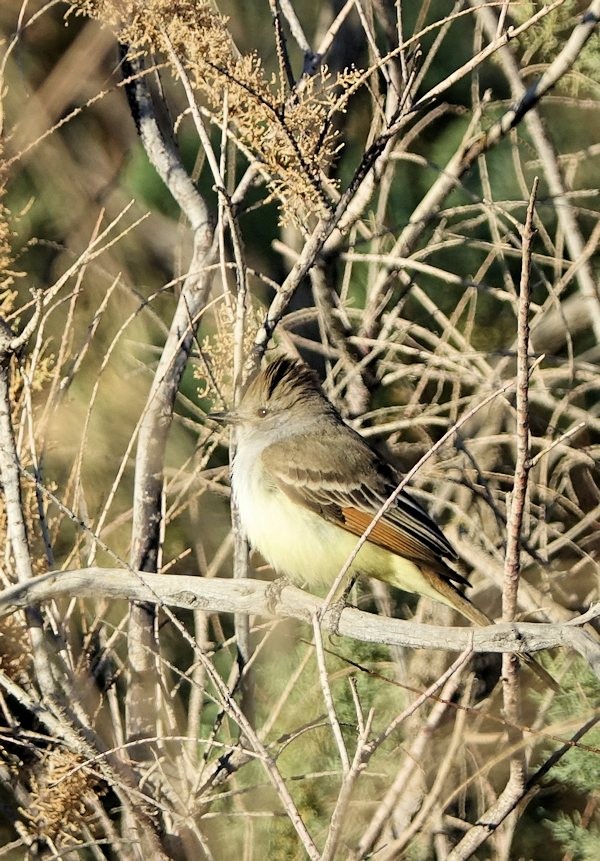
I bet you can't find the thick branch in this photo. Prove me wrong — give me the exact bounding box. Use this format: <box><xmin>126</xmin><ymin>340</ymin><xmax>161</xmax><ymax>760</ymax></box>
<box><xmin>120</xmin><ymin>49</ymin><xmax>215</xmax><ymax>749</ymax></box>
<box><xmin>1</xmin><ymin>568</ymin><xmax>598</xmax><ymax>675</ymax></box>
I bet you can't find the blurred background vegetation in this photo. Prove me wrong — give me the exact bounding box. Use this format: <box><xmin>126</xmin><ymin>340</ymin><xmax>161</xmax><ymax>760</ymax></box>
<box><xmin>0</xmin><ymin>1</ymin><xmax>599</xmax><ymax>858</ymax></box>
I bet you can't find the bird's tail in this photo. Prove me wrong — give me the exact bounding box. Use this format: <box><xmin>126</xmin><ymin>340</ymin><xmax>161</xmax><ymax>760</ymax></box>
<box><xmin>420</xmin><ymin>566</ymin><xmax>559</xmax><ymax>692</ymax></box>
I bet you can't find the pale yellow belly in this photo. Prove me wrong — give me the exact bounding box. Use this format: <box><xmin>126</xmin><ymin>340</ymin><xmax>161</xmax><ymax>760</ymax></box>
<box><xmin>235</xmin><ymin>476</ymin><xmax>451</xmax><ymax>607</ymax></box>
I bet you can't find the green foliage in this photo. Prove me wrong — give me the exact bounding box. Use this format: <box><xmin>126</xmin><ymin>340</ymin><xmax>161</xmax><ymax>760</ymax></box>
<box><xmin>512</xmin><ymin>1</ymin><xmax>600</xmax><ymax>95</ymax></box>
<box><xmin>548</xmin><ymin>812</ymin><xmax>600</xmax><ymax>860</ymax></box>
<box><xmin>544</xmin><ymin>663</ymin><xmax>600</xmax><ymax>793</ymax></box>
<box><xmin>1</xmin><ymin>0</ymin><xmax>599</xmax><ymax>856</ymax></box>
<box><xmin>539</xmin><ymin>660</ymin><xmax>600</xmax><ymax>857</ymax></box>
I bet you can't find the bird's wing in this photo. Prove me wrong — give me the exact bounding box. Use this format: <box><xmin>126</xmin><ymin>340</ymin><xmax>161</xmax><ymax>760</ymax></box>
<box><xmin>261</xmin><ymin>430</ymin><xmax>468</xmax><ymax>586</ymax></box>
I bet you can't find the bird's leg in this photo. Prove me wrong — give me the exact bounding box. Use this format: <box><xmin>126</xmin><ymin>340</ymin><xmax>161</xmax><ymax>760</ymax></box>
<box><xmin>265</xmin><ymin>575</ymin><xmax>290</xmax><ymax>615</ymax></box>
<box><xmin>325</xmin><ymin>572</ymin><xmax>359</xmax><ymax>636</ymax></box>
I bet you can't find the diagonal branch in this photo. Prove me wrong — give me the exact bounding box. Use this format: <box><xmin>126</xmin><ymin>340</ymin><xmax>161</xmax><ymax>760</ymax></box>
<box><xmin>361</xmin><ymin>0</ymin><xmax>600</xmax><ymax>340</ymax></box>
<box><xmin>471</xmin><ymin>0</ymin><xmax>600</xmax><ymax>342</ymax></box>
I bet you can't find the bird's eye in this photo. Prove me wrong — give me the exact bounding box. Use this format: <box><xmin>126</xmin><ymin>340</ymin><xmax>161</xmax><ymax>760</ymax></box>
<box><xmin>257</xmin><ymin>407</ymin><xmax>268</xmax><ymax>418</ymax></box>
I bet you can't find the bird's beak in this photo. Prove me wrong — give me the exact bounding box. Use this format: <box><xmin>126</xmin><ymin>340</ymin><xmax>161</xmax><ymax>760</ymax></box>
<box><xmin>208</xmin><ymin>410</ymin><xmax>240</xmax><ymax>425</ymax></box>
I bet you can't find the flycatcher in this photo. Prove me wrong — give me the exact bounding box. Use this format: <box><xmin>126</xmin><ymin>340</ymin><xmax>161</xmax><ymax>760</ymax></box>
<box><xmin>212</xmin><ymin>355</ymin><xmax>490</xmax><ymax>625</ymax></box>
<box><xmin>212</xmin><ymin>356</ymin><xmax>557</xmax><ymax>689</ymax></box>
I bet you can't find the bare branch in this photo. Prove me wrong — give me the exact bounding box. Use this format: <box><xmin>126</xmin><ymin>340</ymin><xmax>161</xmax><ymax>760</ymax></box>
<box><xmin>312</xmin><ymin>613</ymin><xmax>350</xmax><ymax>774</ymax></box>
<box><xmin>503</xmin><ymin>178</ymin><xmax>538</xmax><ymax>621</ymax></box>
<box><xmin>1</xmin><ymin>569</ymin><xmax>598</xmax><ymax>674</ymax></box>
<box><xmin>119</xmin><ymin>48</ymin><xmax>216</xmax><ymax>767</ymax></box>
<box><xmin>471</xmin><ymin>0</ymin><xmax>600</xmax><ymax>343</ymax></box>
<box><xmin>445</xmin><ymin>712</ymin><xmax>600</xmax><ymax>861</ymax></box>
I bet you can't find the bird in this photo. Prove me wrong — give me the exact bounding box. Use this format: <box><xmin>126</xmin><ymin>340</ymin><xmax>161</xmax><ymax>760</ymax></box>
<box><xmin>211</xmin><ymin>355</ymin><xmax>556</xmax><ymax>687</ymax></box>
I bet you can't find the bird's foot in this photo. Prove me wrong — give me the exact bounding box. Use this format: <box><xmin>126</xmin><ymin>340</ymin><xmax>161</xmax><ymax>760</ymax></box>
<box><xmin>322</xmin><ymin>574</ymin><xmax>357</xmax><ymax>635</ymax></box>
<box><xmin>265</xmin><ymin>576</ymin><xmax>290</xmax><ymax>615</ymax></box>
<box><xmin>324</xmin><ymin>598</ymin><xmax>347</xmax><ymax>636</ymax></box>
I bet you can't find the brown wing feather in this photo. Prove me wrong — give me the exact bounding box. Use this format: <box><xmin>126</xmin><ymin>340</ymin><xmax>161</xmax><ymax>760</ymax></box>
<box><xmin>262</xmin><ymin>431</ymin><xmax>468</xmax><ymax>585</ymax></box>
<box><xmin>341</xmin><ymin>506</ymin><xmax>444</xmax><ymax>566</ymax></box>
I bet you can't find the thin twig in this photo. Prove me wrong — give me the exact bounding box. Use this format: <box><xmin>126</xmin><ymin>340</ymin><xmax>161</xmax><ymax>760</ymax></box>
<box><xmin>500</xmin><ymin>178</ymin><xmax>539</xmax><ymax>846</ymax></box>
<box><xmin>312</xmin><ymin>613</ymin><xmax>350</xmax><ymax>775</ymax></box>
<box><xmin>445</xmin><ymin>713</ymin><xmax>600</xmax><ymax>861</ymax></box>
<box><xmin>320</xmin><ymin>707</ymin><xmax>374</xmax><ymax>861</ymax></box>
<box><xmin>503</xmin><ymin>179</ymin><xmax>538</xmax><ymax>622</ymax></box>
<box><xmin>353</xmin><ymin>651</ymin><xmax>471</xmax><ymax>859</ymax></box>
<box><xmin>318</xmin><ymin>379</ymin><xmax>515</xmax><ymax>618</ymax></box>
